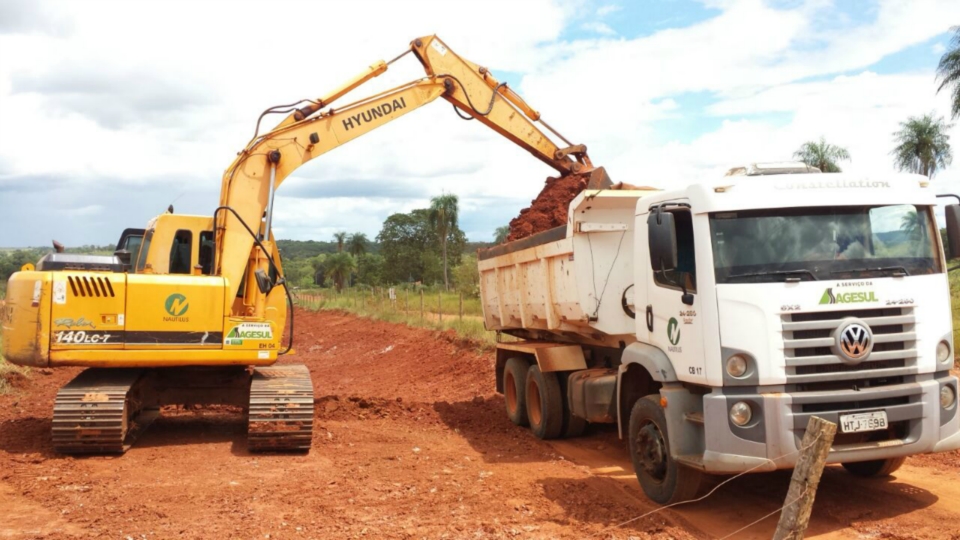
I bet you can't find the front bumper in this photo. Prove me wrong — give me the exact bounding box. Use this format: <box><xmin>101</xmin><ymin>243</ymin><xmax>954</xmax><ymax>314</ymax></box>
<box><xmin>699</xmin><ymin>372</ymin><xmax>960</xmax><ymax>474</ymax></box>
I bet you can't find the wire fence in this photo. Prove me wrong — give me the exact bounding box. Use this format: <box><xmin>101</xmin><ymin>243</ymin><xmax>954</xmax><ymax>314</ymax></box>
<box><xmin>596</xmin><ymin>433</ymin><xmax>825</xmax><ymax>539</ymax></box>
<box><xmin>294</xmin><ymin>287</ymin><xmax>495</xmax><ymax>345</ymax></box>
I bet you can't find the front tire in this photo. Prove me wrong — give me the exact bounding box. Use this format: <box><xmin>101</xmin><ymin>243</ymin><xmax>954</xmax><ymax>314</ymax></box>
<box><xmin>503</xmin><ymin>358</ymin><xmax>529</xmax><ymax>427</ymax></box>
<box><xmin>628</xmin><ymin>395</ymin><xmax>702</xmax><ymax>505</ymax></box>
<box><xmin>842</xmin><ymin>457</ymin><xmax>906</xmax><ymax>477</ymax></box>
<box><xmin>525</xmin><ymin>364</ymin><xmax>563</xmax><ymax>440</ymax></box>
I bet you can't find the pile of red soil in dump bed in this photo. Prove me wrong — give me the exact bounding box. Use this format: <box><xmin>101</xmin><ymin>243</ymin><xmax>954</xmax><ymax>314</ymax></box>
<box><xmin>507</xmin><ymin>172</ymin><xmax>590</xmax><ymax>241</ymax></box>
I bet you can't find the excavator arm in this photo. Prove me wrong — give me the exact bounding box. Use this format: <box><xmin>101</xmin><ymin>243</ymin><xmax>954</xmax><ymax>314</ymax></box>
<box><xmin>216</xmin><ymin>35</ymin><xmax>603</xmax><ymax>312</ymax></box>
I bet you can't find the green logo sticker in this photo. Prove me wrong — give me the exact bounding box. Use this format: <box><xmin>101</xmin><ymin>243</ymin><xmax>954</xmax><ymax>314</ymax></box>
<box><xmin>667</xmin><ymin>317</ymin><xmax>681</xmax><ymax>346</ymax></box>
<box><xmin>818</xmin><ymin>288</ymin><xmax>877</xmax><ymax>305</ymax></box>
<box><xmin>164</xmin><ymin>293</ymin><xmax>189</xmax><ymax>316</ymax></box>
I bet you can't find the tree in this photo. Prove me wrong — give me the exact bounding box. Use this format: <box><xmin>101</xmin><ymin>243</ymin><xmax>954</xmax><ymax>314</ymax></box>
<box><xmin>347</xmin><ymin>232</ymin><xmax>368</xmax><ymax>257</ymax></box>
<box><xmin>494</xmin><ymin>226</ymin><xmax>510</xmax><ymax>244</ymax></box>
<box><xmin>429</xmin><ymin>194</ymin><xmax>459</xmax><ymax>290</ymax></box>
<box><xmin>937</xmin><ymin>27</ymin><xmax>960</xmax><ymax>119</ymax></box>
<box><xmin>325</xmin><ymin>252</ymin><xmax>356</xmax><ymax>291</ymax></box>
<box><xmin>333</xmin><ymin>232</ymin><xmax>348</xmax><ymax>253</ymax></box>
<box><xmin>377</xmin><ymin>208</ymin><xmax>466</xmax><ymax>285</ymax></box>
<box><xmin>356</xmin><ymin>253</ymin><xmax>384</xmax><ymax>286</ymax></box>
<box><xmin>453</xmin><ymin>254</ymin><xmax>480</xmax><ymax>297</ymax></box>
<box><xmin>891</xmin><ymin>113</ymin><xmax>954</xmax><ymax>179</ymax></box>
<box><xmin>792</xmin><ymin>137</ymin><xmax>850</xmax><ymax>172</ymax></box>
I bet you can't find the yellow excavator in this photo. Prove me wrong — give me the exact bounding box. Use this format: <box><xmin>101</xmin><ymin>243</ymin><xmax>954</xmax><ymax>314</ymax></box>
<box><xmin>1</xmin><ymin>35</ymin><xmax>609</xmax><ymax>453</ymax></box>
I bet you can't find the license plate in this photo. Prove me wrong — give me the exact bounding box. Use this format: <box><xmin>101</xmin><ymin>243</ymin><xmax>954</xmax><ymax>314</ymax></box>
<box><xmin>839</xmin><ymin>411</ymin><xmax>888</xmax><ymax>433</ymax></box>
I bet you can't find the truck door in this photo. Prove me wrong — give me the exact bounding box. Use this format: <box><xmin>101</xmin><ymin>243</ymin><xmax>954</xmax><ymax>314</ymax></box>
<box><xmin>643</xmin><ymin>202</ymin><xmax>706</xmax><ymax>383</ymax></box>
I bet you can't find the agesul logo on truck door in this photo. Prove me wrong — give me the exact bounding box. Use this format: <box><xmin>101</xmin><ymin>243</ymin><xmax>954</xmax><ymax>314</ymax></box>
<box><xmin>818</xmin><ymin>287</ymin><xmax>878</xmax><ymax>305</ymax></box>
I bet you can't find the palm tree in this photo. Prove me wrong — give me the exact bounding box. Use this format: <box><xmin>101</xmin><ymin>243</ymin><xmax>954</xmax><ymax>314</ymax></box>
<box><xmin>494</xmin><ymin>226</ymin><xmax>510</xmax><ymax>244</ymax></box>
<box><xmin>429</xmin><ymin>193</ymin><xmax>459</xmax><ymax>290</ymax></box>
<box><xmin>325</xmin><ymin>252</ymin><xmax>356</xmax><ymax>291</ymax></box>
<box><xmin>891</xmin><ymin>113</ymin><xmax>954</xmax><ymax>179</ymax></box>
<box><xmin>936</xmin><ymin>27</ymin><xmax>960</xmax><ymax>119</ymax></box>
<box><xmin>348</xmin><ymin>232</ymin><xmax>368</xmax><ymax>257</ymax></box>
<box><xmin>792</xmin><ymin>137</ymin><xmax>850</xmax><ymax>172</ymax></box>
<box><xmin>333</xmin><ymin>232</ymin><xmax>347</xmax><ymax>253</ymax></box>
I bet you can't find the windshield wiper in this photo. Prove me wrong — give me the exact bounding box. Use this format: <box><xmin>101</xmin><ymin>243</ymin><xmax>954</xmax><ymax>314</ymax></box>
<box><xmin>726</xmin><ymin>269</ymin><xmax>818</xmax><ymax>282</ymax></box>
<box><xmin>831</xmin><ymin>266</ymin><xmax>910</xmax><ymax>277</ymax></box>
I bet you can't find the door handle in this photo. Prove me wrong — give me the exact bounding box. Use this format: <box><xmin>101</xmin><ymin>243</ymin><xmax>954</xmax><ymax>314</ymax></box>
<box><xmin>645</xmin><ymin>305</ymin><xmax>654</xmax><ymax>332</ymax></box>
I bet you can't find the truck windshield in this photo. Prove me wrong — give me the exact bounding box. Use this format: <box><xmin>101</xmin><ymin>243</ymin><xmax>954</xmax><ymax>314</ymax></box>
<box><xmin>710</xmin><ymin>205</ymin><xmax>941</xmax><ymax>283</ymax></box>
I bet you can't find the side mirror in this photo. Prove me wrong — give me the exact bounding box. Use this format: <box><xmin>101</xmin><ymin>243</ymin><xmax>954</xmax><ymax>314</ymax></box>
<box><xmin>648</xmin><ymin>210</ymin><xmax>678</xmax><ymax>273</ymax></box>
<box><xmin>946</xmin><ymin>204</ymin><xmax>960</xmax><ymax>260</ymax></box>
<box><xmin>254</xmin><ymin>268</ymin><xmax>274</xmax><ymax>295</ymax></box>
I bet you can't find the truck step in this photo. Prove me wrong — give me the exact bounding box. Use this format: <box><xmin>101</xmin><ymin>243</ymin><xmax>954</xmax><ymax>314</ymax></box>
<box><xmin>683</xmin><ymin>412</ymin><xmax>704</xmax><ymax>425</ymax></box>
<box><xmin>247</xmin><ymin>365</ymin><xmax>315</xmax><ymax>452</ymax></box>
<box><xmin>52</xmin><ymin>368</ymin><xmax>157</xmax><ymax>454</ymax></box>
<box><xmin>676</xmin><ymin>454</ymin><xmax>706</xmax><ymax>470</ymax></box>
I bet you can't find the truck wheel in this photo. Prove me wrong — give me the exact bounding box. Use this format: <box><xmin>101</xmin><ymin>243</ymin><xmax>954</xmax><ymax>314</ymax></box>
<box><xmin>525</xmin><ymin>364</ymin><xmax>563</xmax><ymax>439</ymax></box>
<box><xmin>842</xmin><ymin>457</ymin><xmax>906</xmax><ymax>477</ymax></box>
<box><xmin>503</xmin><ymin>358</ymin><xmax>529</xmax><ymax>427</ymax></box>
<box><xmin>628</xmin><ymin>395</ymin><xmax>702</xmax><ymax>505</ymax></box>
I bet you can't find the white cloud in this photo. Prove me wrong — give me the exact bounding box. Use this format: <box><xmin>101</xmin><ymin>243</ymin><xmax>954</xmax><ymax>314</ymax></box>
<box><xmin>933</xmin><ymin>42</ymin><xmax>946</xmax><ymax>55</ymax></box>
<box><xmin>581</xmin><ymin>21</ymin><xmax>617</xmax><ymax>36</ymax></box>
<box><xmin>1</xmin><ymin>0</ymin><xmax>959</xmax><ymax>246</ymax></box>
<box><xmin>596</xmin><ymin>4</ymin><xmax>622</xmax><ymax>17</ymax></box>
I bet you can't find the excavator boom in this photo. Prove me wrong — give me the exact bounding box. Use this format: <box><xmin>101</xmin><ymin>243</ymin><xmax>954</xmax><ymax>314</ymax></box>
<box><xmin>216</xmin><ymin>35</ymin><xmax>597</xmax><ymax>307</ymax></box>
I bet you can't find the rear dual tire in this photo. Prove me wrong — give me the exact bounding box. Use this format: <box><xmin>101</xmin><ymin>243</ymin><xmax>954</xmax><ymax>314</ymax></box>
<box><xmin>502</xmin><ymin>361</ymin><xmax>587</xmax><ymax>440</ymax></box>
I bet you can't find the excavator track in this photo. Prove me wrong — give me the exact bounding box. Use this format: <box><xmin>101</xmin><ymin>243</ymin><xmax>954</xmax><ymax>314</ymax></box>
<box><xmin>52</xmin><ymin>368</ymin><xmax>158</xmax><ymax>454</ymax></box>
<box><xmin>248</xmin><ymin>365</ymin><xmax>314</xmax><ymax>452</ymax></box>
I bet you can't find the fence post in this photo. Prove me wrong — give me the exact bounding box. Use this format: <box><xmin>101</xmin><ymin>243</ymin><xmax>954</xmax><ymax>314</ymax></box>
<box><xmin>459</xmin><ymin>292</ymin><xmax>463</xmax><ymax>322</ymax></box>
<box><xmin>405</xmin><ymin>288</ymin><xmax>408</xmax><ymax>314</ymax></box>
<box><xmin>772</xmin><ymin>416</ymin><xmax>837</xmax><ymax>540</ymax></box>
<box><xmin>420</xmin><ymin>289</ymin><xmax>424</xmax><ymax>324</ymax></box>
<box><xmin>438</xmin><ymin>290</ymin><xmax>442</xmax><ymax>326</ymax></box>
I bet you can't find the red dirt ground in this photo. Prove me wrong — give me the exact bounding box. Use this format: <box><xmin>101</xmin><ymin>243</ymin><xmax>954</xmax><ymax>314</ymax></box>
<box><xmin>507</xmin><ymin>173</ymin><xmax>590</xmax><ymax>241</ymax></box>
<box><xmin>1</xmin><ymin>309</ymin><xmax>958</xmax><ymax>539</ymax></box>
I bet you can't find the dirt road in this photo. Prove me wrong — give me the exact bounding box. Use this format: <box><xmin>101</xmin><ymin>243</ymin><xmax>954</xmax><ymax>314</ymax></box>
<box><xmin>1</xmin><ymin>309</ymin><xmax>958</xmax><ymax>539</ymax></box>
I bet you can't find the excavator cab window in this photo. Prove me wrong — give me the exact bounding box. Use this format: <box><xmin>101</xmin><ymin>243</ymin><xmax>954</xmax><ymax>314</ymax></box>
<box><xmin>169</xmin><ymin>230</ymin><xmax>193</xmax><ymax>275</ymax></box>
<box><xmin>199</xmin><ymin>231</ymin><xmax>215</xmax><ymax>275</ymax></box>
<box><xmin>135</xmin><ymin>230</ymin><xmax>154</xmax><ymax>273</ymax></box>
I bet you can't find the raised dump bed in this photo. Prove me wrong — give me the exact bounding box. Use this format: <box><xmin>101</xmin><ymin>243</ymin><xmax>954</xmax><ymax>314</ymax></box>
<box><xmin>478</xmin><ymin>189</ymin><xmax>658</xmax><ymax>346</ymax></box>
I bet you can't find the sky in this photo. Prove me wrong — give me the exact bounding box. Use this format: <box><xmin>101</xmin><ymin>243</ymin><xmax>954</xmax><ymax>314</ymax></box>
<box><xmin>0</xmin><ymin>0</ymin><xmax>959</xmax><ymax>247</ymax></box>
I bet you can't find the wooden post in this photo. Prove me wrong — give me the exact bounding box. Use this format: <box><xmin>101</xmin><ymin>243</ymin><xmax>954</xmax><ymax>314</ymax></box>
<box><xmin>438</xmin><ymin>291</ymin><xmax>442</xmax><ymax>326</ymax></box>
<box><xmin>420</xmin><ymin>289</ymin><xmax>424</xmax><ymax>324</ymax></box>
<box><xmin>459</xmin><ymin>292</ymin><xmax>463</xmax><ymax>322</ymax></box>
<box><xmin>404</xmin><ymin>288</ymin><xmax>408</xmax><ymax>314</ymax></box>
<box><xmin>773</xmin><ymin>416</ymin><xmax>837</xmax><ymax>540</ymax></box>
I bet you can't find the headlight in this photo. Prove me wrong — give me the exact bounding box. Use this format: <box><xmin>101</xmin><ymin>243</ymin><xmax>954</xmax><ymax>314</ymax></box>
<box><xmin>941</xmin><ymin>385</ymin><xmax>957</xmax><ymax>409</ymax></box>
<box><xmin>937</xmin><ymin>341</ymin><xmax>952</xmax><ymax>364</ymax></box>
<box><xmin>729</xmin><ymin>401</ymin><xmax>753</xmax><ymax>426</ymax></box>
<box><xmin>726</xmin><ymin>355</ymin><xmax>748</xmax><ymax>378</ymax></box>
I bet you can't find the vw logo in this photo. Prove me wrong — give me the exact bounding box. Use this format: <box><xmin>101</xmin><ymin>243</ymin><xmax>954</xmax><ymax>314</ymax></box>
<box><xmin>834</xmin><ymin>319</ymin><xmax>873</xmax><ymax>364</ymax></box>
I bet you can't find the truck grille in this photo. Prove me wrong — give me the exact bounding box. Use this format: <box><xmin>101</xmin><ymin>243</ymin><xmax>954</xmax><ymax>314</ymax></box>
<box><xmin>782</xmin><ymin>307</ymin><xmax>917</xmax><ymax>387</ymax></box>
<box><xmin>782</xmin><ymin>307</ymin><xmax>922</xmax><ymax>450</ymax></box>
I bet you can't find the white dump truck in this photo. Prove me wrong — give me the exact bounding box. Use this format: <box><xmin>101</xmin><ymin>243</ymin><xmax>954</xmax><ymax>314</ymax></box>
<box><xmin>478</xmin><ymin>163</ymin><xmax>960</xmax><ymax>504</ymax></box>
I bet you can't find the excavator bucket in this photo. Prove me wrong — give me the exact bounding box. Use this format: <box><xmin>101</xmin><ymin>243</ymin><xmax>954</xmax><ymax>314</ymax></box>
<box><xmin>585</xmin><ymin>166</ymin><xmax>613</xmax><ymax>190</ymax></box>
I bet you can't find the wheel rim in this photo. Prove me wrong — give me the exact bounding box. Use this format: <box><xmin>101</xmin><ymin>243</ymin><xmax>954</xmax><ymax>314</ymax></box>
<box><xmin>527</xmin><ymin>377</ymin><xmax>542</xmax><ymax>426</ymax></box>
<box><xmin>635</xmin><ymin>420</ymin><xmax>668</xmax><ymax>484</ymax></box>
<box><xmin>505</xmin><ymin>371</ymin><xmax>518</xmax><ymax>415</ymax></box>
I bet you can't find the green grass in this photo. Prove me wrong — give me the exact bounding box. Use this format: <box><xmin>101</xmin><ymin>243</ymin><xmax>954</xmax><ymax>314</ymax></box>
<box><xmin>296</xmin><ymin>288</ymin><xmax>497</xmax><ymax>347</ymax></box>
<box><xmin>0</xmin><ymin>333</ymin><xmax>30</xmax><ymax>394</ymax></box>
